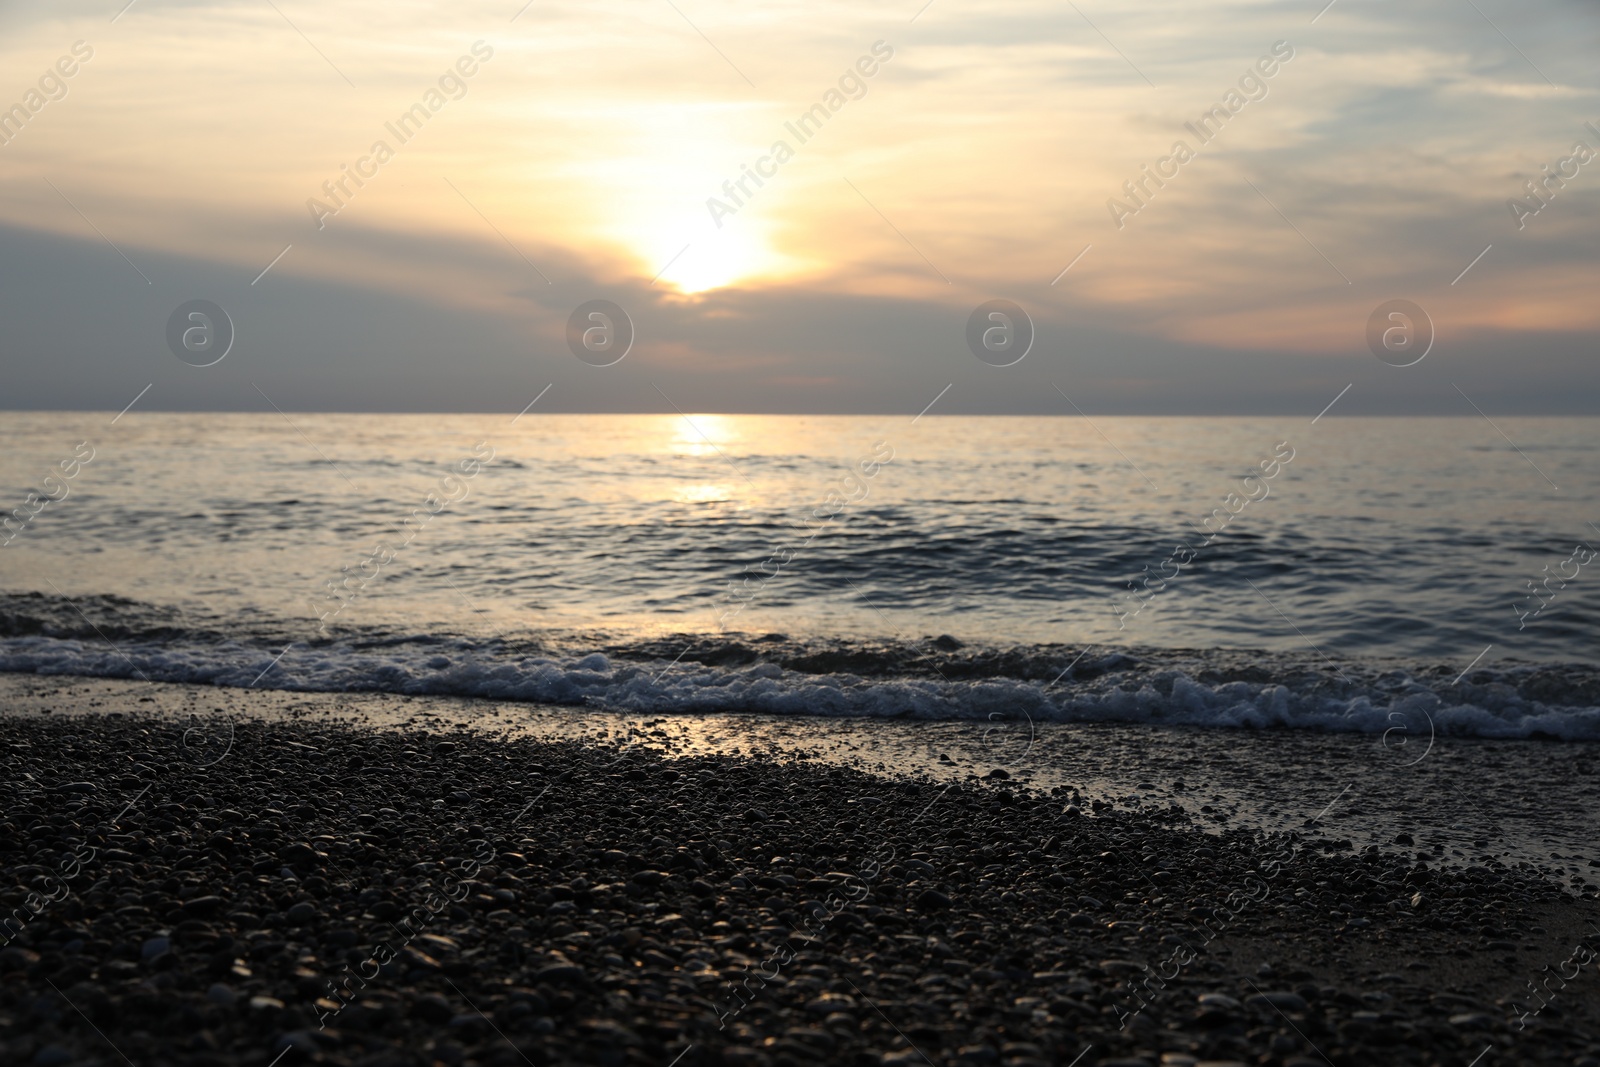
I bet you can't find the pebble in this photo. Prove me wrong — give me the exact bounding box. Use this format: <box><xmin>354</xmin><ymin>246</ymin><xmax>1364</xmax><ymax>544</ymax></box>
<box><xmin>1246</xmin><ymin>990</ymin><xmax>1308</xmax><ymax>1011</ymax></box>
<box><xmin>0</xmin><ymin>713</ymin><xmax>1593</xmax><ymax>1067</ymax></box>
<box><xmin>1099</xmin><ymin>959</ymin><xmax>1144</xmax><ymax>976</ymax></box>
<box><xmin>535</xmin><ymin>962</ymin><xmax>585</xmax><ymax>984</ymax></box>
<box><xmin>182</xmin><ymin>895</ymin><xmax>226</xmax><ymax>917</ymax></box>
<box><xmin>0</xmin><ymin>948</ymin><xmax>39</xmax><ymax>972</ymax></box>
<box><xmin>805</xmin><ymin>993</ymin><xmax>852</xmax><ymax>1015</ymax></box>
<box><xmin>281</xmin><ymin>842</ymin><xmax>319</xmax><ymax>867</ymax></box>
<box><xmin>272</xmin><ymin>1031</ymin><xmax>320</xmax><ymax>1055</ymax></box>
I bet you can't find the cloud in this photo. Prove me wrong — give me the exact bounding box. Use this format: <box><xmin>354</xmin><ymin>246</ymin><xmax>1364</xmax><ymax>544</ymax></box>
<box><xmin>3</xmin><ymin>217</ymin><xmax>1599</xmax><ymax>415</ymax></box>
<box><xmin>0</xmin><ymin>0</ymin><xmax>1596</xmax><ymax>411</ymax></box>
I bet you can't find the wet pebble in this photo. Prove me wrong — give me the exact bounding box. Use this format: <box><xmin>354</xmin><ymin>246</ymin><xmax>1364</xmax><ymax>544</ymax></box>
<box><xmin>1</xmin><ymin>712</ymin><xmax>1594</xmax><ymax>1067</ymax></box>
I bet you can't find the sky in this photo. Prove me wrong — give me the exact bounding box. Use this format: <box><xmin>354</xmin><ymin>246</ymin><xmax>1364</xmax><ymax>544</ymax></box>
<box><xmin>0</xmin><ymin>0</ymin><xmax>1596</xmax><ymax>414</ymax></box>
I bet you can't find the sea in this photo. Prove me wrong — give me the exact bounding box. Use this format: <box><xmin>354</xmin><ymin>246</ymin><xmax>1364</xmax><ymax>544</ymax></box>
<box><xmin>3</xmin><ymin>412</ymin><xmax>1598</xmax><ymax>741</ymax></box>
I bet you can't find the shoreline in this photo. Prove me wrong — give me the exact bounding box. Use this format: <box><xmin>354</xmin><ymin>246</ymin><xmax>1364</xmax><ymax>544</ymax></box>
<box><xmin>3</xmin><ymin>674</ymin><xmax>1598</xmax><ymax>891</ymax></box>
<box><xmin>2</xmin><ymin>677</ymin><xmax>1599</xmax><ymax>1065</ymax></box>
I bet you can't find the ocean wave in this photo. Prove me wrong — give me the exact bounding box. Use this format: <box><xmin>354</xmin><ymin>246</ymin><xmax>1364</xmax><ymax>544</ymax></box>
<box><xmin>2</xmin><ymin>593</ymin><xmax>1597</xmax><ymax>740</ymax></box>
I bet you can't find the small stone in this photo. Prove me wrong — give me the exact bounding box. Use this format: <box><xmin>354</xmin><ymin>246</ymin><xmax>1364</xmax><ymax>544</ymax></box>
<box><xmin>140</xmin><ymin>937</ymin><xmax>171</xmax><ymax>962</ymax></box>
<box><xmin>805</xmin><ymin>993</ymin><xmax>853</xmax><ymax>1015</ymax></box>
<box><xmin>413</xmin><ymin>993</ymin><xmax>454</xmax><ymax>1023</ymax></box>
<box><xmin>0</xmin><ymin>947</ymin><xmax>39</xmax><ymax>972</ymax></box>
<box><xmin>1197</xmin><ymin>993</ymin><xmax>1242</xmax><ymax>1010</ymax></box>
<box><xmin>271</xmin><ymin>1031</ymin><xmax>320</xmax><ymax>1056</ymax></box>
<box><xmin>399</xmin><ymin>947</ymin><xmax>441</xmax><ymax>970</ymax></box>
<box><xmin>286</xmin><ymin>902</ymin><xmax>318</xmax><ymax>925</ymax></box>
<box><xmin>536</xmin><ymin>962</ymin><xmax>584</xmax><ymax>983</ymax></box>
<box><xmin>416</xmin><ymin>934</ymin><xmax>459</xmax><ymax>954</ymax></box>
<box><xmin>915</xmin><ymin>888</ymin><xmax>951</xmax><ymax>910</ymax></box>
<box><xmin>183</xmin><ymin>895</ymin><xmax>226</xmax><ymax>917</ymax></box>
<box><xmin>1099</xmin><ymin>960</ymin><xmax>1144</xmax><ymax>977</ymax></box>
<box><xmin>1246</xmin><ymin>991</ymin><xmax>1308</xmax><ymax>1011</ymax></box>
<box><xmin>281</xmin><ymin>842</ymin><xmax>319</xmax><ymax>867</ymax></box>
<box><xmin>207</xmin><ymin>983</ymin><xmax>237</xmax><ymax>1006</ymax></box>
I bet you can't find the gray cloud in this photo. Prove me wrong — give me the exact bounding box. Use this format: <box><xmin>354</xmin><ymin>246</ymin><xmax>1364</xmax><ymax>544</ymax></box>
<box><xmin>2</xmin><ymin>219</ymin><xmax>1597</xmax><ymax>415</ymax></box>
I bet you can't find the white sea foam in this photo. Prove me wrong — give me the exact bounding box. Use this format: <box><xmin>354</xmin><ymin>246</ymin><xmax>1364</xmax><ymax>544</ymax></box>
<box><xmin>4</xmin><ymin>633</ymin><xmax>1597</xmax><ymax>741</ymax></box>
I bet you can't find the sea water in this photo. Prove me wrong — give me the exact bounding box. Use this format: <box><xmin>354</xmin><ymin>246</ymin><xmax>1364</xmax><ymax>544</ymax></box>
<box><xmin>2</xmin><ymin>412</ymin><xmax>1597</xmax><ymax>738</ymax></box>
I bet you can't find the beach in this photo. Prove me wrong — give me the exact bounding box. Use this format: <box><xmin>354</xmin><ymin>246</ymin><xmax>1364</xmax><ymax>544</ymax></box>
<box><xmin>5</xmin><ymin>414</ymin><xmax>1600</xmax><ymax>1065</ymax></box>
<box><xmin>3</xmin><ymin>675</ymin><xmax>1598</xmax><ymax>1067</ymax></box>
<box><xmin>5</xmin><ymin>0</ymin><xmax>1600</xmax><ymax>1055</ymax></box>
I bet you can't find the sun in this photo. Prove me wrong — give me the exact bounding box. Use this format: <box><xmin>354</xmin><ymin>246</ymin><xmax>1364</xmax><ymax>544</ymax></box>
<box><xmin>653</xmin><ymin>224</ymin><xmax>782</xmax><ymax>293</ymax></box>
<box><xmin>558</xmin><ymin>99</ymin><xmax>800</xmax><ymax>293</ymax></box>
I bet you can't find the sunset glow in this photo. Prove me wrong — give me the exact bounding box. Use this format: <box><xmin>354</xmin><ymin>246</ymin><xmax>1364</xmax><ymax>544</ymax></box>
<box><xmin>0</xmin><ymin>0</ymin><xmax>1594</xmax><ymax>413</ymax></box>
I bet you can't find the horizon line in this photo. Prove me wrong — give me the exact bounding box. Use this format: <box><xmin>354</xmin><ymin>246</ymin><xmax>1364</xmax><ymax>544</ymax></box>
<box><xmin>6</xmin><ymin>408</ymin><xmax>1600</xmax><ymax>418</ymax></box>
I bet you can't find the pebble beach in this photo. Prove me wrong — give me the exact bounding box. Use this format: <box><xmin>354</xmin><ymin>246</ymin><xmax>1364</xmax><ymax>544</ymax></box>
<box><xmin>3</xmin><ymin>680</ymin><xmax>1598</xmax><ymax>1067</ymax></box>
